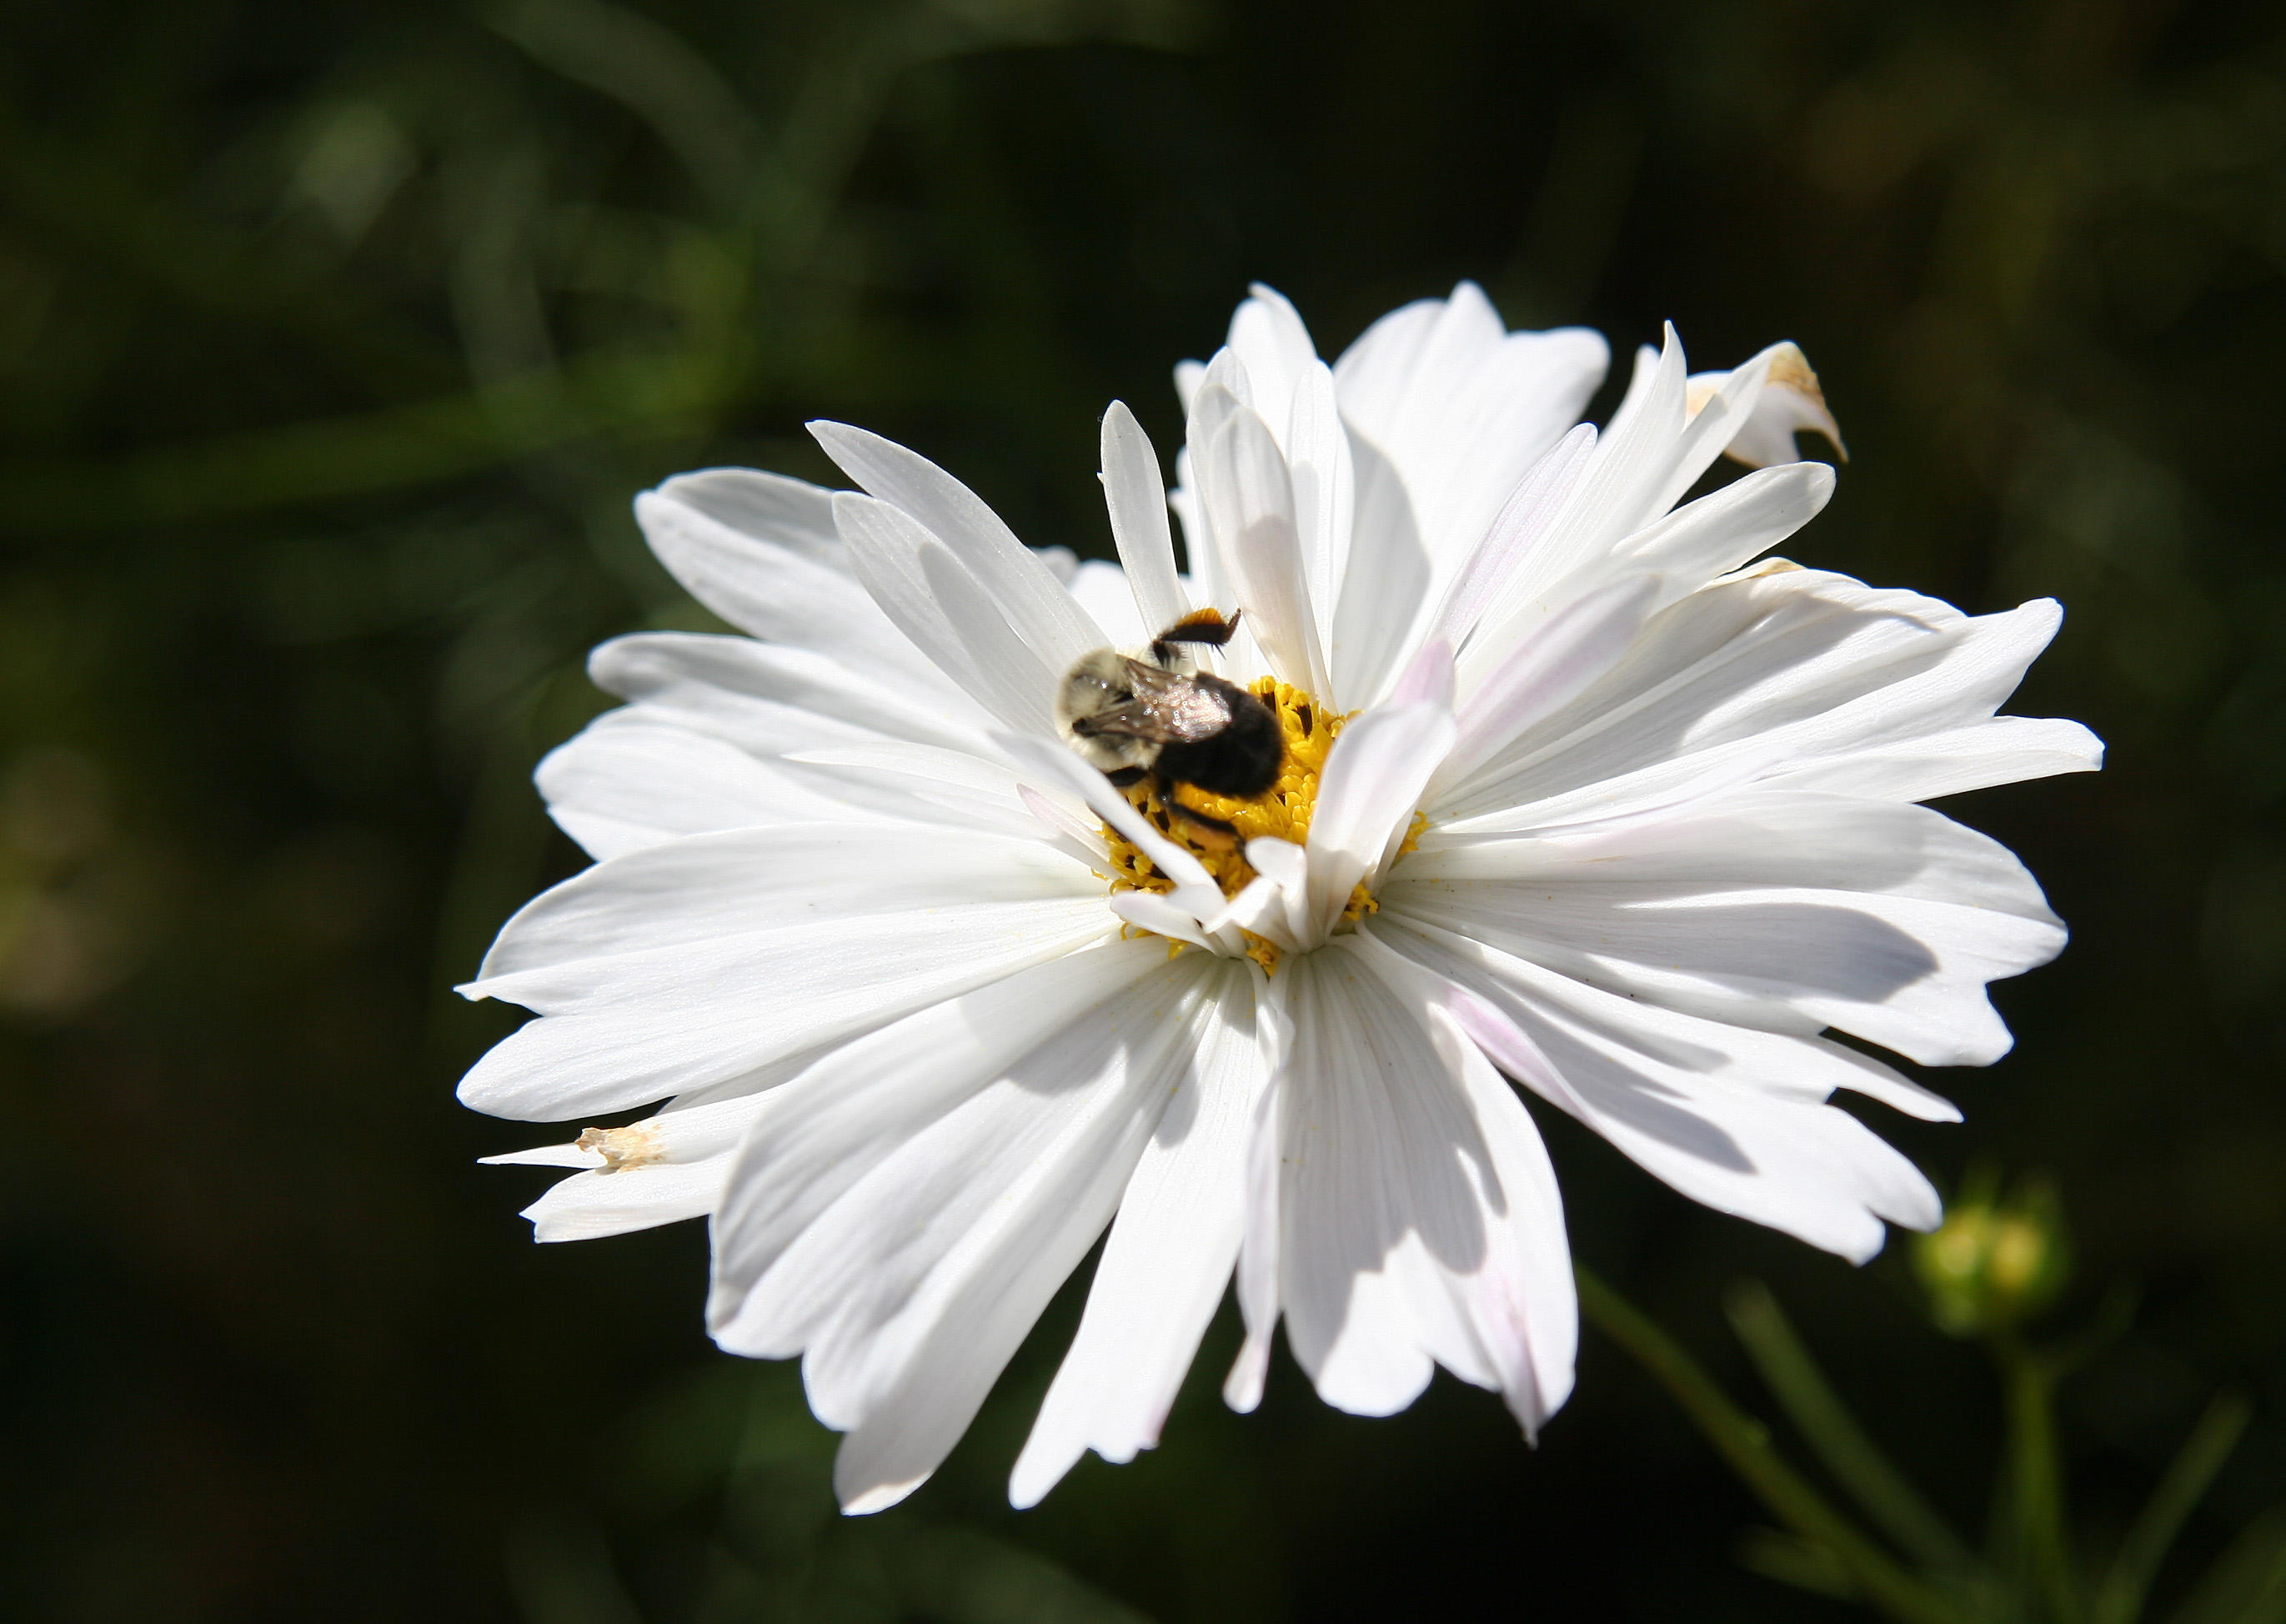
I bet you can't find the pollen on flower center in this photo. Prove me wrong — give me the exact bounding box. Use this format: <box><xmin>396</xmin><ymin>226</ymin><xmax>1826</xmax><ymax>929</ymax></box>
<box><xmin>1096</xmin><ymin>676</ymin><xmax>1424</xmax><ymax>972</ymax></box>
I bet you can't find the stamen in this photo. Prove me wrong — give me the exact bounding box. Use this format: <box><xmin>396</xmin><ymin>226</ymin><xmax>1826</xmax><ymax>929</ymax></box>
<box><xmin>1097</xmin><ymin>677</ymin><xmax>1428</xmax><ymax>972</ymax></box>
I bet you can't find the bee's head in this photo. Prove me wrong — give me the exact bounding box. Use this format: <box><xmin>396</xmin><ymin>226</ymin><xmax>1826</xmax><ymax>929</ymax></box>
<box><xmin>1055</xmin><ymin>649</ymin><xmax>1157</xmax><ymax>774</ymax></box>
<box><xmin>1055</xmin><ymin>649</ymin><xmax>1135</xmax><ymax>724</ymax></box>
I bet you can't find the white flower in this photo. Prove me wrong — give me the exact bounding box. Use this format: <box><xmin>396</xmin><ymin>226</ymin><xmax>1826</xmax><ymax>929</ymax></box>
<box><xmin>460</xmin><ymin>283</ymin><xmax>2100</xmax><ymax>1515</ymax></box>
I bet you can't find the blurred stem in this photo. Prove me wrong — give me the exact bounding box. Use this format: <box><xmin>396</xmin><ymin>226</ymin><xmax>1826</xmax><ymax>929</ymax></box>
<box><xmin>1995</xmin><ymin>1332</ymin><xmax>2083</xmax><ymax>1623</ymax></box>
<box><xmin>1577</xmin><ymin>1266</ymin><xmax>1961</xmax><ymax>1624</ymax></box>
<box><xmin>2090</xmin><ymin>1393</ymin><xmax>2251</xmax><ymax>1624</ymax></box>
<box><xmin>1727</xmin><ymin>1280</ymin><xmax>1983</xmax><ymax>1578</ymax></box>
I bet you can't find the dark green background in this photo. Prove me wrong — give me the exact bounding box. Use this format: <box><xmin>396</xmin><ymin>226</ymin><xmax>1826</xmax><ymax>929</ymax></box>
<box><xmin>1</xmin><ymin>0</ymin><xmax>2280</xmax><ymax>1618</ymax></box>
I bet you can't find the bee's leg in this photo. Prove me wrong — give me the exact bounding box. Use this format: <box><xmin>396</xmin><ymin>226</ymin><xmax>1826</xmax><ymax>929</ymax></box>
<box><xmin>1156</xmin><ymin>779</ymin><xmax>1241</xmax><ymax>851</ymax></box>
<box><xmin>1104</xmin><ymin>766</ymin><xmax>1147</xmax><ymax>788</ymax></box>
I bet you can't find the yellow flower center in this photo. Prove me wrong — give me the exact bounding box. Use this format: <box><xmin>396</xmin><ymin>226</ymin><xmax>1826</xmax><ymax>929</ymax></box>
<box><xmin>1098</xmin><ymin>676</ymin><xmax>1425</xmax><ymax>973</ymax></box>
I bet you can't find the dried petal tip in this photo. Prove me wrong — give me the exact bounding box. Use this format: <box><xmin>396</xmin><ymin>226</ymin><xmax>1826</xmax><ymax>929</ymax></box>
<box><xmin>575</xmin><ymin>1123</ymin><xmax>664</xmax><ymax>1174</ymax></box>
<box><xmin>1688</xmin><ymin>341</ymin><xmax>1848</xmax><ymax>469</ymax></box>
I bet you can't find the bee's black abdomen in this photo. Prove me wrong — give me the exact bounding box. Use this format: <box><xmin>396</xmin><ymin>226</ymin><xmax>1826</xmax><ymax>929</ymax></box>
<box><xmin>1155</xmin><ymin>674</ymin><xmax>1282</xmax><ymax>799</ymax></box>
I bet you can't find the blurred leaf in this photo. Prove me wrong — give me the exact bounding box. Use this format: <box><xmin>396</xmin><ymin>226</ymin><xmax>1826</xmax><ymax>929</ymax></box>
<box><xmin>491</xmin><ymin>0</ymin><xmax>766</xmax><ymax>211</ymax></box>
<box><xmin>2171</xmin><ymin>1506</ymin><xmax>2286</xmax><ymax>1624</ymax></box>
<box><xmin>2093</xmin><ymin>1393</ymin><xmax>2253</xmax><ymax>1624</ymax></box>
<box><xmin>1727</xmin><ymin>1279</ymin><xmax>1981</xmax><ymax>1580</ymax></box>
<box><xmin>1580</xmin><ymin>1266</ymin><xmax>1961</xmax><ymax>1624</ymax></box>
<box><xmin>0</xmin><ymin>352</ymin><xmax>707</xmax><ymax>531</ymax></box>
<box><xmin>880</xmin><ymin>1525</ymin><xmax>1160</xmax><ymax>1624</ymax></box>
<box><xmin>506</xmin><ymin>1511</ymin><xmax>649</xmax><ymax>1624</ymax></box>
<box><xmin>1740</xmin><ymin>1526</ymin><xmax>1861</xmax><ymax>1602</ymax></box>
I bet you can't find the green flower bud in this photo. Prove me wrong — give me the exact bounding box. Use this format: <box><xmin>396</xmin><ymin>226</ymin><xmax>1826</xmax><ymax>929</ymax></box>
<box><xmin>1913</xmin><ymin>1170</ymin><xmax>2070</xmax><ymax>1336</ymax></box>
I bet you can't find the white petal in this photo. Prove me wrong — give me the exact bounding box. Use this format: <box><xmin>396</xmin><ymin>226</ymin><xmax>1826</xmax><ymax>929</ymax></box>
<box><xmin>1015</xmin><ymin>779</ymin><xmax>1110</xmax><ymax>858</ymax></box>
<box><xmin>1374</xmin><ymin>915</ymin><xmax>1944</xmax><ymax>1261</ymax></box>
<box><xmin>1431</xmin><ymin>573</ymin><xmax>1662</xmax><ymax>804</ymax></box>
<box><xmin>831</xmin><ymin>493</ymin><xmax>1062</xmax><ymax>735</ymax></box>
<box><xmin>1100</xmin><ymin>402</ymin><xmax>1191</xmax><ymax>639</ymax></box>
<box><xmin>1282</xmin><ymin>360</ymin><xmax>1355</xmax><ymax>664</ymax></box>
<box><xmin>1304</xmin><ymin>696</ymin><xmax>1456</xmax><ymax>940</ymax></box>
<box><xmin>1761</xmin><ymin>714</ymin><xmax>2104</xmax><ymax>802</ymax></box>
<box><xmin>537</xmin><ymin>713</ymin><xmax>915</xmax><ymax>861</ymax></box>
<box><xmin>719</xmin><ymin>951</ymin><xmax>1219</xmax><ymax>1513</ymax></box>
<box><xmin>811</xmin><ymin>422</ymin><xmax>1104</xmax><ymax>673</ymax></box>
<box><xmin>1010</xmin><ymin>956</ymin><xmax>1266</xmax><ymax>1506</ymax></box>
<box><xmin>469</xmin><ymin>888</ymin><xmax>1103</xmax><ymax>1015</ymax></box>
<box><xmin>1108</xmin><ymin>889</ymin><xmax>1218</xmax><ymax>950</ymax></box>
<box><xmin>634</xmin><ymin>475</ymin><xmax>939</xmax><ymax>681</ymax></box>
<box><xmin>1065</xmin><ymin>559</ymin><xmax>1147</xmax><ymax>653</ymax></box>
<box><xmin>1225</xmin><ymin>967</ymin><xmax>1295</xmax><ymax>1412</ymax></box>
<box><xmin>474</xmin><ymin>825</ymin><xmax>1096</xmax><ymax>982</ymax></box>
<box><xmin>1213</xmin><ymin>835</ymin><xmax>1311</xmax><ymax>950</ymax></box>
<box><xmin>1440</xmin><ymin>570</ymin><xmax>2080</xmax><ymax>829</ymax></box>
<box><xmin>1426</xmin><ymin>423</ymin><xmax>1597</xmax><ymax>655</ymax></box>
<box><xmin>995</xmin><ymin>733</ymin><xmax>1225</xmax><ymax>916</ymax></box>
<box><xmin>1391</xmin><ymin>791</ymin><xmax>2065</xmax><ymax>1066</ymax></box>
<box><xmin>826</xmin><ymin>1090</ymin><xmax>1172</xmax><ymax>1509</ymax></box>
<box><xmin>649</xmin><ymin>468</ymin><xmax>841</xmax><ymax>569</ymax></box>
<box><xmin>1452</xmin><ymin>328</ymin><xmax>1682</xmax><ymax>646</ymax></box>
<box><xmin>518</xmin><ymin>1160</ymin><xmax>723</xmax><ymax>1241</ymax></box>
<box><xmin>1332</xmin><ymin>282</ymin><xmax>1608</xmax><ymax>570</ymax></box>
<box><xmin>1200</xmin><ymin>404</ymin><xmax>1331</xmax><ymax>694</ymax></box>
<box><xmin>459</xmin><ymin>894</ymin><xmax>1114</xmax><ymax>1119</ymax></box>
<box><xmin>1466</xmin><ymin>329</ymin><xmax>1786</xmax><ymax>646</ymax></box>
<box><xmin>1386</xmin><ymin>638</ymin><xmax>1457</xmax><ymax>710</ymax></box>
<box><xmin>1226</xmin><ymin>283</ymin><xmax>1321</xmax><ymax>434</ymax></box>
<box><xmin>1606</xmin><ymin>340</ymin><xmax>1661</xmax><ymax>424</ymax></box>
<box><xmin>1177</xmin><ymin>361</ymin><xmax>1253</xmax><ymax>645</ymax></box>
<box><xmin>504</xmin><ymin>1087</ymin><xmax>791</xmax><ymax>1242</ymax></box>
<box><xmin>785</xmin><ymin>740</ymin><xmax>1060</xmax><ymax>835</ymax></box>
<box><xmin>1437</xmin><ymin>1017</ymin><xmax>1578</xmax><ymax>1433</ymax></box>
<box><xmin>588</xmin><ymin>633</ymin><xmax>992</xmax><ymax>761</ymax></box>
<box><xmin>1271</xmin><ymin>954</ymin><xmax>1428</xmax><ymax>1413</ymax></box>
<box><xmin>1688</xmin><ymin>342</ymin><xmax>1847</xmax><ymax>469</ymax></box>
<box><xmin>1664</xmin><ymin>340</ymin><xmax>1791</xmax><ymax>499</ymax></box>
<box><xmin>1326</xmin><ymin>428</ymin><xmax>1434</xmax><ymax>709</ymax></box>
<box><xmin>1346</xmin><ymin>930</ymin><xmax>1580</xmax><ymax>1427</ymax></box>
<box><xmin>1612</xmin><ymin>460</ymin><xmax>1835</xmax><ymax>595</ymax></box>
<box><xmin>1174</xmin><ymin>358</ymin><xmax>1206</xmax><ymax>414</ymax></box>
<box><xmin>1269</xmin><ymin>945</ymin><xmax>1576</xmax><ymax>1431</ymax></box>
<box><xmin>707</xmin><ymin>940</ymin><xmax>1171</xmax><ymax>1341</ymax></box>
<box><xmin>1329</xmin><ymin>294</ymin><xmax>1451</xmax><ymax>428</ymax></box>
<box><xmin>480</xmin><ymin>1143</ymin><xmax>601</xmax><ymax>1169</ymax></box>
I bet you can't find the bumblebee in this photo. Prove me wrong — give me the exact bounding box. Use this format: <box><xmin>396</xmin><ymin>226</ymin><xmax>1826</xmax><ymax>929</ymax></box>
<box><xmin>1055</xmin><ymin>609</ymin><xmax>1283</xmax><ymax>844</ymax></box>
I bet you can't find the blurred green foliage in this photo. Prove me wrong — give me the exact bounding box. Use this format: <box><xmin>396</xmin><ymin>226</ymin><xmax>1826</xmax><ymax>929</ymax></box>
<box><xmin>0</xmin><ymin>0</ymin><xmax>2282</xmax><ymax>1620</ymax></box>
<box><xmin>1582</xmin><ymin>1231</ymin><xmax>2281</xmax><ymax>1624</ymax></box>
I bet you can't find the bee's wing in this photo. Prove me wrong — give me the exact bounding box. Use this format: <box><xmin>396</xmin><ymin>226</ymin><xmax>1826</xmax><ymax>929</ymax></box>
<box><xmin>1079</xmin><ymin>660</ymin><xmax>1233</xmax><ymax>744</ymax></box>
